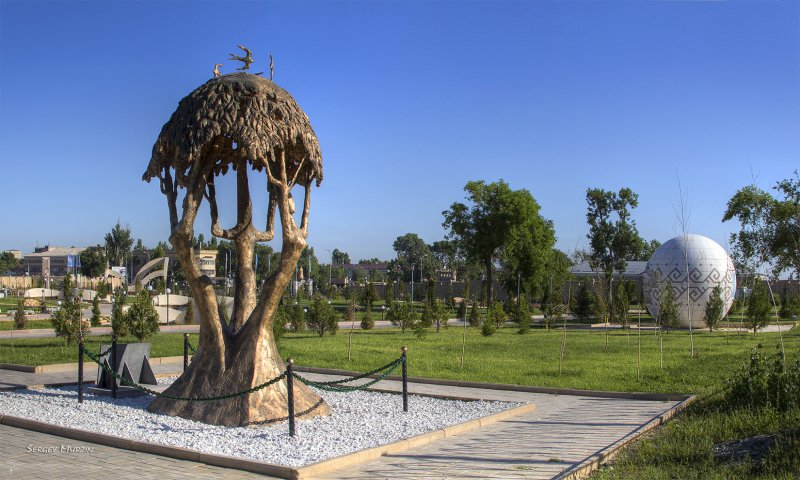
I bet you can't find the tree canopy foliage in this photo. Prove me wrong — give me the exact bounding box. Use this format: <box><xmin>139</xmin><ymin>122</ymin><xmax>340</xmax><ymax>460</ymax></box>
<box><xmin>80</xmin><ymin>246</ymin><xmax>107</xmax><ymax>277</ymax></box>
<box><xmin>105</xmin><ymin>221</ymin><xmax>133</xmax><ymax>267</ymax></box>
<box><xmin>443</xmin><ymin>179</ymin><xmax>554</xmax><ymax>306</ymax></box>
<box><xmin>723</xmin><ymin>171</ymin><xmax>800</xmax><ymax>278</ymax></box>
<box><xmin>392</xmin><ymin>233</ymin><xmax>439</xmax><ymax>283</ymax></box>
<box><xmin>0</xmin><ymin>251</ymin><xmax>19</xmax><ymax>274</ymax></box>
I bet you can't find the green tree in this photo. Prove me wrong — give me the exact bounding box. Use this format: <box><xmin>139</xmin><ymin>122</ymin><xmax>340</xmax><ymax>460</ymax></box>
<box><xmin>482</xmin><ymin>302</ymin><xmax>504</xmax><ymax>336</ymax></box>
<box><xmin>90</xmin><ymin>295</ymin><xmax>101</xmax><ymax>327</ymax></box>
<box><xmin>14</xmin><ymin>298</ymin><xmax>26</xmax><ymax>329</ymax></box>
<box><xmin>585</xmin><ymin>187</ymin><xmax>640</xmax><ymax>319</ymax></box>
<box><xmin>613</xmin><ymin>280</ymin><xmax>636</xmax><ymax>328</ymax></box>
<box><xmin>390</xmin><ymin>301</ymin><xmax>416</xmax><ymax>332</ymax></box>
<box><xmin>361</xmin><ymin>281</ymin><xmax>377</xmax><ymax>310</ymax></box>
<box><xmin>0</xmin><ymin>251</ymin><xmax>20</xmax><ymax>274</ymax></box>
<box><xmin>125</xmin><ymin>289</ymin><xmax>160</xmax><ymax>341</ymax></box>
<box><xmin>360</xmin><ymin>307</ymin><xmax>375</xmax><ymax>330</ymax></box>
<box><xmin>704</xmin><ymin>285</ymin><xmax>724</xmax><ymax>332</ymax></box>
<box><xmin>746</xmin><ymin>280</ymin><xmax>771</xmax><ymax>334</ymax></box>
<box><xmin>331</xmin><ymin>248</ymin><xmax>350</xmax><ymax>265</ymax></box>
<box><xmin>658</xmin><ymin>281</ymin><xmax>680</xmax><ymax>331</ymax></box>
<box><xmin>779</xmin><ymin>285</ymin><xmax>791</xmax><ymax>319</ymax></box>
<box><xmin>392</xmin><ymin>233</ymin><xmax>439</xmax><ymax>284</ymax></box>
<box><xmin>443</xmin><ymin>179</ymin><xmax>555</xmax><ymax>306</ymax></box>
<box><xmin>543</xmin><ymin>302</ymin><xmax>568</xmax><ymax>332</ymax></box>
<box><xmin>105</xmin><ymin>221</ymin><xmax>133</xmax><ymax>267</ymax></box>
<box><xmin>456</xmin><ymin>299</ymin><xmax>467</xmax><ymax>321</ymax></box>
<box><xmin>468</xmin><ymin>301</ymin><xmax>481</xmax><ymax>327</ymax></box>
<box><xmin>487</xmin><ymin>300</ymin><xmax>507</xmax><ymax>329</ymax></box>
<box><xmin>516</xmin><ymin>295</ymin><xmax>532</xmax><ymax>334</ymax></box>
<box><xmin>630</xmin><ymin>237</ymin><xmax>661</xmax><ymax>261</ymax></box>
<box><xmin>51</xmin><ymin>275</ymin><xmax>88</xmax><ymax>345</ymax></box>
<box><xmin>307</xmin><ymin>295</ymin><xmax>338</xmax><ymax>337</ymax></box>
<box><xmin>723</xmin><ymin>171</ymin><xmax>800</xmax><ymax>278</ymax></box>
<box><xmin>80</xmin><ymin>246</ymin><xmax>107</xmax><ymax>278</ymax></box>
<box><xmin>571</xmin><ymin>282</ymin><xmax>594</xmax><ymax>322</ymax></box>
<box><xmin>422</xmin><ymin>298</ymin><xmax>448</xmax><ymax>332</ymax></box>
<box><xmin>289</xmin><ymin>303</ymin><xmax>306</xmax><ymax>332</ymax></box>
<box><xmin>110</xmin><ymin>290</ymin><xmax>128</xmax><ymax>337</ymax></box>
<box><xmin>419</xmin><ymin>302</ymin><xmax>434</xmax><ymax>328</ymax></box>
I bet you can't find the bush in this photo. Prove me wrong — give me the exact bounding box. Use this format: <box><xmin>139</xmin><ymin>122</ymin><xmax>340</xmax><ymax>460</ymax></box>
<box><xmin>360</xmin><ymin>308</ymin><xmax>375</xmax><ymax>330</ymax></box>
<box><xmin>727</xmin><ymin>346</ymin><xmax>800</xmax><ymax>412</ymax></box>
<box><xmin>307</xmin><ymin>295</ymin><xmax>338</xmax><ymax>337</ymax></box>
<box><xmin>481</xmin><ymin>316</ymin><xmax>496</xmax><ymax>336</ymax></box>
<box><xmin>124</xmin><ymin>289</ymin><xmax>160</xmax><ymax>341</ymax></box>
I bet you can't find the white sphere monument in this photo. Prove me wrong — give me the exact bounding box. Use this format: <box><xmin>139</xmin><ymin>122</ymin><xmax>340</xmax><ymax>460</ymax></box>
<box><xmin>643</xmin><ymin>234</ymin><xmax>736</xmax><ymax>329</ymax></box>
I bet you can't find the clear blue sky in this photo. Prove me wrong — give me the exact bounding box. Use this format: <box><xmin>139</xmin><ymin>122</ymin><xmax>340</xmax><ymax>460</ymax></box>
<box><xmin>1</xmin><ymin>0</ymin><xmax>798</xmax><ymax>262</ymax></box>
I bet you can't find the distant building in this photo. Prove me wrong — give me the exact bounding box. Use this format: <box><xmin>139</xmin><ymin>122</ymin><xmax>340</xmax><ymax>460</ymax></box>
<box><xmin>165</xmin><ymin>249</ymin><xmax>218</xmax><ymax>278</ymax></box>
<box><xmin>22</xmin><ymin>246</ymin><xmax>86</xmax><ymax>276</ymax></box>
<box><xmin>568</xmin><ymin>260</ymin><xmax>648</xmax><ymax>282</ymax></box>
<box><xmin>2</xmin><ymin>249</ymin><xmax>23</xmax><ymax>260</ymax></box>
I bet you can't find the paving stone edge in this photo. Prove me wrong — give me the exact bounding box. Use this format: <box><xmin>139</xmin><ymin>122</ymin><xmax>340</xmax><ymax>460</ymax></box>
<box><xmin>0</xmin><ymin>400</ymin><xmax>533</xmax><ymax>480</ymax></box>
<box><xmin>553</xmin><ymin>394</ymin><xmax>698</xmax><ymax>480</ymax></box>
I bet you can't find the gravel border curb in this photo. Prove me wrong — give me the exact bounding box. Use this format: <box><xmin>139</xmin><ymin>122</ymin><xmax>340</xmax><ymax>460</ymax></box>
<box><xmin>0</xmin><ymin>401</ymin><xmax>534</xmax><ymax>480</ymax></box>
<box><xmin>554</xmin><ymin>394</ymin><xmax>698</xmax><ymax>479</ymax></box>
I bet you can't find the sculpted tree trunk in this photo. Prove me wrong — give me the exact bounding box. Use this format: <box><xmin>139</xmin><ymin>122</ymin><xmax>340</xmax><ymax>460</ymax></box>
<box><xmin>143</xmin><ymin>72</ymin><xmax>330</xmax><ymax>426</ymax></box>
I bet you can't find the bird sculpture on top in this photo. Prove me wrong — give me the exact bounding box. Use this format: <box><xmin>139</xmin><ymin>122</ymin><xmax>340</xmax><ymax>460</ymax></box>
<box><xmin>269</xmin><ymin>53</ymin><xmax>274</xmax><ymax>81</ymax></box>
<box><xmin>213</xmin><ymin>63</ymin><xmax>222</xmax><ymax>78</ymax></box>
<box><xmin>229</xmin><ymin>44</ymin><xmax>254</xmax><ymax>71</ymax></box>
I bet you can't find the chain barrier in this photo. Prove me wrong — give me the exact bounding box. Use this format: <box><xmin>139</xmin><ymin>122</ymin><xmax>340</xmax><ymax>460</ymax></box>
<box><xmin>294</xmin><ymin>359</ymin><xmax>402</xmax><ymax>392</ymax></box>
<box><xmin>298</xmin><ymin>358</ymin><xmax>402</xmax><ymax>387</ymax></box>
<box><xmin>82</xmin><ymin>346</ymin><xmax>286</xmax><ymax>402</ymax></box>
<box><xmin>187</xmin><ymin>340</ymin><xmax>197</xmax><ymax>355</ymax></box>
<box><xmin>245</xmin><ymin>398</ymin><xmax>327</xmax><ymax>427</ymax></box>
<box><xmin>81</xmin><ymin>344</ymin><xmax>404</xmax><ymax>400</ymax></box>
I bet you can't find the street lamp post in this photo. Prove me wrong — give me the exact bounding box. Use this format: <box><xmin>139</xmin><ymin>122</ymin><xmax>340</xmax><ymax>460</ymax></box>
<box><xmin>410</xmin><ymin>264</ymin><xmax>415</xmax><ymax>305</ymax></box>
<box><xmin>166</xmin><ymin>288</ymin><xmax>171</xmax><ymax>326</ymax></box>
<box><xmin>381</xmin><ymin>305</ymin><xmax>386</xmax><ymax>321</ymax></box>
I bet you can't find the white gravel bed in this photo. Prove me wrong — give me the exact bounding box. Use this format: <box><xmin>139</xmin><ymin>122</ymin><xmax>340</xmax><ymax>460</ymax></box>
<box><xmin>0</xmin><ymin>383</ymin><xmax>519</xmax><ymax>467</ymax></box>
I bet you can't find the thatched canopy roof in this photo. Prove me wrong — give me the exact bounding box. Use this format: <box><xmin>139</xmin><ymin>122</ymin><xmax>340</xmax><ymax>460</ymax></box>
<box><xmin>143</xmin><ymin>73</ymin><xmax>322</xmax><ymax>187</ymax></box>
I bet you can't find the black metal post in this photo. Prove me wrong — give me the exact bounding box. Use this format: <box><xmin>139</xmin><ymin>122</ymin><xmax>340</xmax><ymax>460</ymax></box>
<box><xmin>77</xmin><ymin>336</ymin><xmax>84</xmax><ymax>403</ymax></box>
<box><xmin>401</xmin><ymin>346</ymin><xmax>408</xmax><ymax>412</ymax></box>
<box><xmin>111</xmin><ymin>333</ymin><xmax>118</xmax><ymax>399</ymax></box>
<box><xmin>286</xmin><ymin>358</ymin><xmax>296</xmax><ymax>437</ymax></box>
<box><xmin>183</xmin><ymin>333</ymin><xmax>189</xmax><ymax>371</ymax></box>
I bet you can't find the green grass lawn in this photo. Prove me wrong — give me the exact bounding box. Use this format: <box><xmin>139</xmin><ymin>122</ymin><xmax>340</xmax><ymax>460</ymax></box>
<box><xmin>0</xmin><ymin>319</ymin><xmax>56</xmax><ymax>331</ymax></box>
<box><xmin>1</xmin><ymin>326</ymin><xmax>796</xmax><ymax>397</ymax></box>
<box><xmin>277</xmin><ymin>327</ymin><xmax>799</xmax><ymax>395</ymax></box>
<box><xmin>1</xmin><ymin>322</ymin><xmax>798</xmax><ymax>479</ymax></box>
<box><xmin>0</xmin><ymin>333</ymin><xmax>200</xmax><ymax>366</ymax></box>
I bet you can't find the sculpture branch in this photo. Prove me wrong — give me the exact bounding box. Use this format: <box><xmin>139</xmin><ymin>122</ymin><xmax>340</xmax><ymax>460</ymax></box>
<box><xmin>300</xmin><ymin>183</ymin><xmax>311</xmax><ymax>238</ymax></box>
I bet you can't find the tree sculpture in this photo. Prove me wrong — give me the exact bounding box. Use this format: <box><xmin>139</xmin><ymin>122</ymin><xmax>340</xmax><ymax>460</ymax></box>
<box><xmin>143</xmin><ymin>64</ymin><xmax>330</xmax><ymax>425</ymax></box>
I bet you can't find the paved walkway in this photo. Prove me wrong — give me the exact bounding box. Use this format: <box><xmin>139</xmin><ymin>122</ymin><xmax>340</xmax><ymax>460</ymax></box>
<box><xmin>0</xmin><ymin>363</ymin><xmax>684</xmax><ymax>479</ymax></box>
